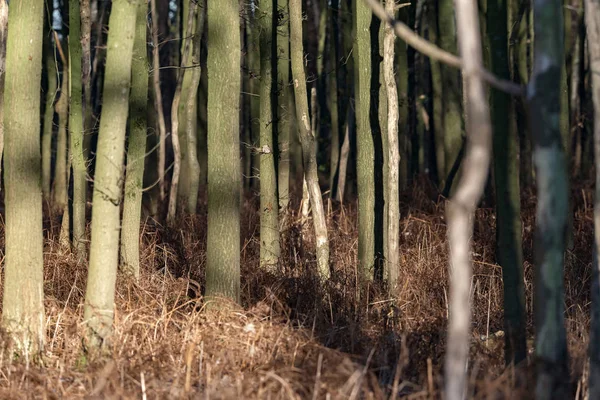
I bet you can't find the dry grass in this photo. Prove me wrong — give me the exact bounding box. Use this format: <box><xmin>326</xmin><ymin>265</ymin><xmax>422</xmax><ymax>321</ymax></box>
<box><xmin>0</xmin><ymin>180</ymin><xmax>594</xmax><ymax>399</ymax></box>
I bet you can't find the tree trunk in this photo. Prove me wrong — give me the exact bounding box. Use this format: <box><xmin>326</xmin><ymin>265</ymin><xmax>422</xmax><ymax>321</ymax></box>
<box><xmin>383</xmin><ymin>0</ymin><xmax>400</xmax><ymax>293</ymax></box>
<box><xmin>2</xmin><ymin>0</ymin><xmax>45</xmax><ymax>356</ymax></box>
<box><xmin>354</xmin><ymin>0</ymin><xmax>376</xmax><ymax>281</ymax></box>
<box><xmin>277</xmin><ymin>0</ymin><xmax>291</xmax><ymax>213</ymax></box>
<box><xmin>205</xmin><ymin>0</ymin><xmax>242</xmax><ymax>304</ymax></box>
<box><xmin>42</xmin><ymin>22</ymin><xmax>57</xmax><ymax>201</ymax></box>
<box><xmin>167</xmin><ymin>1</ymin><xmax>196</xmax><ymax>225</ymax></box>
<box><xmin>427</xmin><ymin>1</ymin><xmax>445</xmax><ymax>187</ymax></box>
<box><xmin>83</xmin><ymin>0</ymin><xmax>139</xmax><ymax>352</ymax></box>
<box><xmin>438</xmin><ymin>0</ymin><xmax>464</xmax><ymax>193</ymax></box>
<box><xmin>584</xmin><ymin>2</ymin><xmax>600</xmax><ymax>397</ymax></box>
<box><xmin>53</xmin><ymin>57</ymin><xmax>69</xmax><ymax>213</ymax></box>
<box><xmin>258</xmin><ymin>0</ymin><xmax>280</xmax><ymax>271</ymax></box>
<box><xmin>0</xmin><ymin>0</ymin><xmax>7</xmax><ymax>190</ymax></box>
<box><xmin>80</xmin><ymin>0</ymin><xmax>92</xmax><ymax>159</ymax></box>
<box><xmin>487</xmin><ymin>0</ymin><xmax>527</xmax><ymax>365</ymax></box>
<box><xmin>529</xmin><ymin>1</ymin><xmax>570</xmax><ymax>397</ymax></box>
<box><xmin>150</xmin><ymin>0</ymin><xmax>168</xmax><ymax>203</ymax></box>
<box><xmin>335</xmin><ymin>105</ymin><xmax>353</xmax><ymax>204</ymax></box>
<box><xmin>183</xmin><ymin>1</ymin><xmax>204</xmax><ymax>214</ymax></box>
<box><xmin>70</xmin><ymin>0</ymin><xmax>88</xmax><ymax>260</ymax></box>
<box><xmin>290</xmin><ymin>0</ymin><xmax>330</xmax><ymax>281</ymax></box>
<box><xmin>444</xmin><ymin>0</ymin><xmax>491</xmax><ymax>398</ymax></box>
<box><xmin>120</xmin><ymin>0</ymin><xmax>149</xmax><ymax>279</ymax></box>
<box><xmin>328</xmin><ymin>0</ymin><xmax>341</xmax><ymax>199</ymax></box>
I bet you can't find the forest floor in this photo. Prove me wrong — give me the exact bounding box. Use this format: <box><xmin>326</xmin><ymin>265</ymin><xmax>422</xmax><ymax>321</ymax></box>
<box><xmin>0</xmin><ymin>178</ymin><xmax>595</xmax><ymax>399</ymax></box>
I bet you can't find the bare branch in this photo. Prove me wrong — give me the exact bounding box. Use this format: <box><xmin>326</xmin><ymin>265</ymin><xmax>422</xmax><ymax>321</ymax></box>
<box><xmin>362</xmin><ymin>0</ymin><xmax>524</xmax><ymax>96</ymax></box>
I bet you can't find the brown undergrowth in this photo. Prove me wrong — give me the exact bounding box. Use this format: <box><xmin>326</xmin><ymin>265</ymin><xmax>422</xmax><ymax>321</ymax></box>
<box><xmin>0</xmin><ymin>179</ymin><xmax>595</xmax><ymax>399</ymax></box>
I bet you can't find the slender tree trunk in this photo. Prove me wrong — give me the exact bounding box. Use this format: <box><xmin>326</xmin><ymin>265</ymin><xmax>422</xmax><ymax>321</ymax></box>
<box><xmin>444</xmin><ymin>0</ymin><xmax>491</xmax><ymax>397</ymax></box>
<box><xmin>427</xmin><ymin>1</ymin><xmax>445</xmax><ymax>187</ymax></box>
<box><xmin>120</xmin><ymin>0</ymin><xmax>149</xmax><ymax>279</ymax></box>
<box><xmin>2</xmin><ymin>0</ymin><xmax>45</xmax><ymax>356</ymax></box>
<box><xmin>529</xmin><ymin>1</ymin><xmax>569</xmax><ymax>398</ymax></box>
<box><xmin>167</xmin><ymin>2</ymin><xmax>196</xmax><ymax>225</ymax></box>
<box><xmin>70</xmin><ymin>0</ymin><xmax>88</xmax><ymax>260</ymax></box>
<box><xmin>584</xmin><ymin>2</ymin><xmax>600</xmax><ymax>397</ymax></box>
<box><xmin>290</xmin><ymin>0</ymin><xmax>330</xmax><ymax>281</ymax></box>
<box><xmin>83</xmin><ymin>0</ymin><xmax>139</xmax><ymax>352</ymax></box>
<box><xmin>183</xmin><ymin>1</ymin><xmax>204</xmax><ymax>214</ymax></box>
<box><xmin>178</xmin><ymin>0</ymin><xmax>193</xmax><ymax>209</ymax></box>
<box><xmin>42</xmin><ymin>23</ymin><xmax>57</xmax><ymax>201</ymax></box>
<box><xmin>248</xmin><ymin>12</ymin><xmax>261</xmax><ymax>191</ymax></box>
<box><xmin>354</xmin><ymin>0</ymin><xmax>376</xmax><ymax>281</ymax></box>
<box><xmin>383</xmin><ymin>0</ymin><xmax>400</xmax><ymax>293</ymax></box>
<box><xmin>205</xmin><ymin>0</ymin><xmax>241</xmax><ymax>304</ymax></box>
<box><xmin>396</xmin><ymin>8</ymin><xmax>409</xmax><ymax>190</ymax></box>
<box><xmin>487</xmin><ymin>0</ymin><xmax>527</xmax><ymax>365</ymax></box>
<box><xmin>438</xmin><ymin>0</ymin><xmax>463</xmax><ymax>193</ymax></box>
<box><xmin>81</xmin><ymin>0</ymin><xmax>92</xmax><ymax>158</ymax></box>
<box><xmin>258</xmin><ymin>0</ymin><xmax>280</xmax><ymax>270</ymax></box>
<box><xmin>336</xmin><ymin>105</ymin><xmax>353</xmax><ymax>204</ymax></box>
<box><xmin>277</xmin><ymin>0</ymin><xmax>291</xmax><ymax>213</ymax></box>
<box><xmin>53</xmin><ymin>58</ymin><xmax>69</xmax><ymax>213</ymax></box>
<box><xmin>151</xmin><ymin>0</ymin><xmax>168</xmax><ymax>203</ymax></box>
<box><xmin>328</xmin><ymin>0</ymin><xmax>341</xmax><ymax>199</ymax></box>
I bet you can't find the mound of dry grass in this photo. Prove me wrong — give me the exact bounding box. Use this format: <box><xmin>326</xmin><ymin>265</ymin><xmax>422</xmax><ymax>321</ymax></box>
<box><xmin>0</xmin><ymin>180</ymin><xmax>595</xmax><ymax>399</ymax></box>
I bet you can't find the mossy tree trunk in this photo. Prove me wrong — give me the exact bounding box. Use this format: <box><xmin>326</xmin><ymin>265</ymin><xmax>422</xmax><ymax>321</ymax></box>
<box><xmin>83</xmin><ymin>0</ymin><xmax>139</xmax><ymax>352</ymax></box>
<box><xmin>487</xmin><ymin>0</ymin><xmax>527</xmax><ymax>365</ymax></box>
<box><xmin>354</xmin><ymin>0</ymin><xmax>376</xmax><ymax>281</ymax></box>
<box><xmin>2</xmin><ymin>0</ymin><xmax>45</xmax><ymax>356</ymax></box>
<box><xmin>69</xmin><ymin>0</ymin><xmax>88</xmax><ymax>260</ymax></box>
<box><xmin>529</xmin><ymin>1</ymin><xmax>570</xmax><ymax>397</ymax></box>
<box><xmin>120</xmin><ymin>0</ymin><xmax>149</xmax><ymax>279</ymax></box>
<box><xmin>584</xmin><ymin>1</ymin><xmax>600</xmax><ymax>397</ymax></box>
<box><xmin>258</xmin><ymin>0</ymin><xmax>280</xmax><ymax>270</ymax></box>
<box><xmin>290</xmin><ymin>0</ymin><xmax>330</xmax><ymax>281</ymax></box>
<box><xmin>205</xmin><ymin>0</ymin><xmax>242</xmax><ymax>303</ymax></box>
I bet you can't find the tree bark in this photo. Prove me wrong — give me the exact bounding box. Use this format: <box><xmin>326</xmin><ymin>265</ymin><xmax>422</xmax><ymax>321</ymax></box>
<box><xmin>487</xmin><ymin>0</ymin><xmax>527</xmax><ymax>365</ymax></box>
<box><xmin>205</xmin><ymin>0</ymin><xmax>242</xmax><ymax>304</ymax></box>
<box><xmin>167</xmin><ymin>1</ymin><xmax>197</xmax><ymax>225</ymax></box>
<box><xmin>277</xmin><ymin>0</ymin><xmax>291</xmax><ymax>213</ymax></box>
<box><xmin>383</xmin><ymin>0</ymin><xmax>400</xmax><ymax>293</ymax></box>
<box><xmin>584</xmin><ymin>1</ymin><xmax>600</xmax><ymax>397</ymax></box>
<box><xmin>150</xmin><ymin>0</ymin><xmax>168</xmax><ymax>203</ymax></box>
<box><xmin>53</xmin><ymin>53</ymin><xmax>69</xmax><ymax>213</ymax></box>
<box><xmin>0</xmin><ymin>0</ymin><xmax>7</xmax><ymax>190</ymax></box>
<box><xmin>2</xmin><ymin>0</ymin><xmax>45</xmax><ymax>356</ymax></box>
<box><xmin>290</xmin><ymin>0</ymin><xmax>330</xmax><ymax>281</ymax></box>
<box><xmin>529</xmin><ymin>1</ymin><xmax>569</xmax><ymax>398</ymax></box>
<box><xmin>183</xmin><ymin>1</ymin><xmax>204</xmax><ymax>214</ymax></box>
<box><xmin>354</xmin><ymin>0</ymin><xmax>376</xmax><ymax>281</ymax></box>
<box><xmin>83</xmin><ymin>0</ymin><xmax>139</xmax><ymax>352</ymax></box>
<box><xmin>258</xmin><ymin>0</ymin><xmax>280</xmax><ymax>270</ymax></box>
<box><xmin>438</xmin><ymin>0</ymin><xmax>464</xmax><ymax>194</ymax></box>
<box><xmin>120</xmin><ymin>0</ymin><xmax>149</xmax><ymax>279</ymax></box>
<box><xmin>444</xmin><ymin>0</ymin><xmax>492</xmax><ymax>398</ymax></box>
<box><xmin>42</xmin><ymin>23</ymin><xmax>57</xmax><ymax>201</ymax></box>
<box><xmin>69</xmin><ymin>0</ymin><xmax>88</xmax><ymax>260</ymax></box>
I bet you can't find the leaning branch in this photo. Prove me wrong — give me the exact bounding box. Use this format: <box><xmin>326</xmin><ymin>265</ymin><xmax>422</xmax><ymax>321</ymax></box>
<box><xmin>363</xmin><ymin>0</ymin><xmax>524</xmax><ymax>96</ymax></box>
